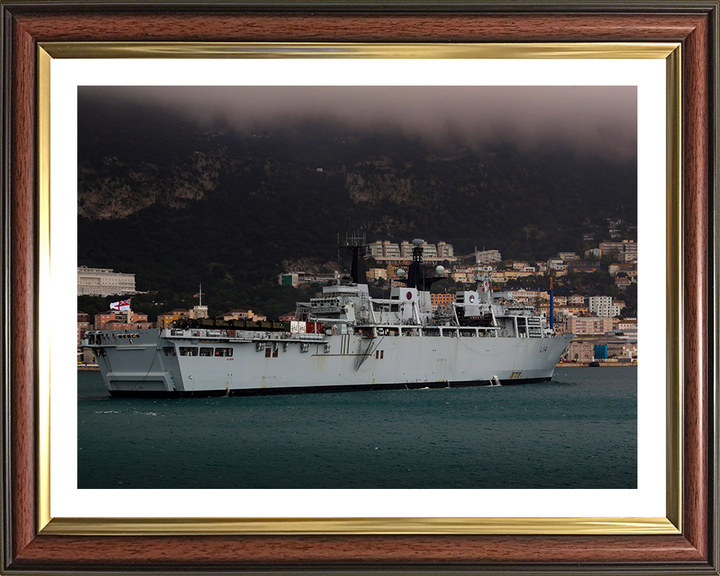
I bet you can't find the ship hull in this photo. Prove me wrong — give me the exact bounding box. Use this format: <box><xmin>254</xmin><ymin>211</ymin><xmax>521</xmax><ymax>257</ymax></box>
<box><xmin>106</xmin><ymin>377</ymin><xmax>553</xmax><ymax>398</ymax></box>
<box><xmin>87</xmin><ymin>329</ymin><xmax>572</xmax><ymax>397</ymax></box>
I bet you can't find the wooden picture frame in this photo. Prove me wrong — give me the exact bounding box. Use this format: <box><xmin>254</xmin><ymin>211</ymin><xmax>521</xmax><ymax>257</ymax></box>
<box><xmin>1</xmin><ymin>2</ymin><xmax>717</xmax><ymax>573</ymax></box>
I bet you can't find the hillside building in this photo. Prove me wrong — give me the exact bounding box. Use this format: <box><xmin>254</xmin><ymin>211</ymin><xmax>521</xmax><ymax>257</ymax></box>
<box><xmin>368</xmin><ymin>268</ymin><xmax>388</xmax><ymax>281</ymax></box>
<box><xmin>77</xmin><ymin>266</ymin><xmax>136</xmax><ymax>297</ymax></box>
<box><xmin>94</xmin><ymin>310</ymin><xmax>150</xmax><ymax>330</ymax></box>
<box><xmin>370</xmin><ymin>239</ymin><xmax>456</xmax><ymax>263</ymax></box>
<box><xmin>566</xmin><ymin>316</ymin><xmax>614</xmax><ymax>335</ymax></box>
<box><xmin>476</xmin><ymin>249</ymin><xmax>502</xmax><ymax>265</ymax></box>
<box><xmin>567</xmin><ymin>260</ymin><xmax>600</xmax><ymax>273</ymax></box>
<box><xmin>430</xmin><ymin>293</ymin><xmax>455</xmax><ymax>310</ymax></box>
<box><xmin>600</xmin><ymin>240</ymin><xmax>637</xmax><ymax>263</ymax></box>
<box><xmin>157</xmin><ymin>309</ymin><xmax>189</xmax><ymax>329</ymax></box>
<box><xmin>437</xmin><ymin>242</ymin><xmax>454</xmax><ymax>259</ymax></box>
<box><xmin>588</xmin><ymin>296</ymin><xmax>621</xmax><ymax>318</ymax></box>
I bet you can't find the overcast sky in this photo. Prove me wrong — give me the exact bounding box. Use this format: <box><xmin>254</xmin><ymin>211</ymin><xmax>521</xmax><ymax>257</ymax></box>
<box><xmin>81</xmin><ymin>85</ymin><xmax>637</xmax><ymax>162</ymax></box>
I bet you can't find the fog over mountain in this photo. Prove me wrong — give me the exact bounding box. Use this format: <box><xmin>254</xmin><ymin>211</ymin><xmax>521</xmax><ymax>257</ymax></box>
<box><xmin>78</xmin><ymin>85</ymin><xmax>636</xmax><ymax>317</ymax></box>
<box><xmin>80</xmin><ymin>85</ymin><xmax>636</xmax><ymax>163</ymax></box>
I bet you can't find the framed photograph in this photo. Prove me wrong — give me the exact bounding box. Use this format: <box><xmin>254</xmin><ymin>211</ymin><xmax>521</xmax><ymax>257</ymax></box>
<box><xmin>2</xmin><ymin>2</ymin><xmax>717</xmax><ymax>573</ymax></box>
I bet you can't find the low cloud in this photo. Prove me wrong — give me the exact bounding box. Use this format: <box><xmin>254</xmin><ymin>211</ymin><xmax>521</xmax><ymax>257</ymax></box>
<box><xmin>81</xmin><ymin>85</ymin><xmax>637</xmax><ymax>162</ymax></box>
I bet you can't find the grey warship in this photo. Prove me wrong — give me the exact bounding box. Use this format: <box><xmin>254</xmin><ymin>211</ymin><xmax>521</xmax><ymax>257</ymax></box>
<box><xmin>82</xmin><ymin>238</ymin><xmax>573</xmax><ymax>396</ymax></box>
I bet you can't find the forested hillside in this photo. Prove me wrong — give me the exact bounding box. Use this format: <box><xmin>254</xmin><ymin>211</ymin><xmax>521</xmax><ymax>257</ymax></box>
<box><xmin>78</xmin><ymin>93</ymin><xmax>636</xmax><ymax>319</ymax></box>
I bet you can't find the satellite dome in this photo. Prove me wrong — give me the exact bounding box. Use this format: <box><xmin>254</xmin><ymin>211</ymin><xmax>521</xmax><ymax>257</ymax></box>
<box><xmin>397</xmin><ymin>269</ymin><xmax>406</xmax><ymax>278</ymax></box>
<box><xmin>435</xmin><ymin>265</ymin><xmax>445</xmax><ymax>275</ymax></box>
<box><xmin>412</xmin><ymin>238</ymin><xmax>424</xmax><ymax>246</ymax></box>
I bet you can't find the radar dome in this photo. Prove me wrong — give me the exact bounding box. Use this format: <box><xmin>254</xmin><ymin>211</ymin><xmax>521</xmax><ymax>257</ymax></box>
<box><xmin>397</xmin><ymin>269</ymin><xmax>406</xmax><ymax>278</ymax></box>
<box><xmin>435</xmin><ymin>265</ymin><xmax>445</xmax><ymax>275</ymax></box>
<box><xmin>412</xmin><ymin>238</ymin><xmax>424</xmax><ymax>246</ymax></box>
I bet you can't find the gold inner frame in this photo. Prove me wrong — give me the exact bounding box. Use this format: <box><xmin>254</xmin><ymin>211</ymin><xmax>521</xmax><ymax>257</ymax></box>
<box><xmin>36</xmin><ymin>42</ymin><xmax>682</xmax><ymax>536</ymax></box>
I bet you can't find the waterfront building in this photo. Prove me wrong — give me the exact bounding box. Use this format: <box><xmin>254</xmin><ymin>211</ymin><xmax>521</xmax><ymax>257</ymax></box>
<box><xmin>563</xmin><ymin>340</ymin><xmax>595</xmax><ymax>362</ymax></box>
<box><xmin>77</xmin><ymin>320</ymin><xmax>91</xmax><ymax>347</ymax></box>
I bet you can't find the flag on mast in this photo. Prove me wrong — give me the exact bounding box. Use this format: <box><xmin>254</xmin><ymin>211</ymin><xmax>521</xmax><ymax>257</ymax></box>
<box><xmin>110</xmin><ymin>298</ymin><xmax>131</xmax><ymax>311</ymax></box>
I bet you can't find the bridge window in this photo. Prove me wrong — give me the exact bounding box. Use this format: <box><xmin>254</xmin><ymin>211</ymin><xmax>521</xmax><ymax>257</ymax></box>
<box><xmin>199</xmin><ymin>348</ymin><xmax>213</xmax><ymax>357</ymax></box>
<box><xmin>215</xmin><ymin>348</ymin><xmax>233</xmax><ymax>357</ymax></box>
<box><xmin>163</xmin><ymin>347</ymin><xmax>176</xmax><ymax>356</ymax></box>
<box><xmin>179</xmin><ymin>347</ymin><xmax>198</xmax><ymax>356</ymax></box>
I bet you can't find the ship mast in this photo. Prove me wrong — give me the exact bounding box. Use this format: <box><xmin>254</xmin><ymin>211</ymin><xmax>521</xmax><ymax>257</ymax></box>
<box><xmin>197</xmin><ymin>283</ymin><xmax>204</xmax><ymax>307</ymax></box>
<box><xmin>344</xmin><ymin>232</ymin><xmax>367</xmax><ymax>285</ymax></box>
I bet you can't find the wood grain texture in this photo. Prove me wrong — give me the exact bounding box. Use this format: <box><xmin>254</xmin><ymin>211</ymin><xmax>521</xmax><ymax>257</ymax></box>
<box><xmin>10</xmin><ymin>534</ymin><xmax>707</xmax><ymax>567</ymax></box>
<box><xmin>10</xmin><ymin>20</ymin><xmax>37</xmax><ymax>561</ymax></box>
<box><xmin>4</xmin><ymin>4</ymin><xmax>716</xmax><ymax>572</ymax></box>
<box><xmin>13</xmin><ymin>12</ymin><xmax>703</xmax><ymax>42</ymax></box>
<box><xmin>681</xmin><ymin>7</ymin><xmax>709</xmax><ymax>560</ymax></box>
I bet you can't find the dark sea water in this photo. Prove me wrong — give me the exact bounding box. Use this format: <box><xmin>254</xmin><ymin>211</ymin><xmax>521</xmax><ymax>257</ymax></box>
<box><xmin>78</xmin><ymin>367</ymin><xmax>636</xmax><ymax>489</ymax></box>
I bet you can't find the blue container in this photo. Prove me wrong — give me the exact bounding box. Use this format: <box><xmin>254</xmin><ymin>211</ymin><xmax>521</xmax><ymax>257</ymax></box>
<box><xmin>594</xmin><ymin>344</ymin><xmax>608</xmax><ymax>359</ymax></box>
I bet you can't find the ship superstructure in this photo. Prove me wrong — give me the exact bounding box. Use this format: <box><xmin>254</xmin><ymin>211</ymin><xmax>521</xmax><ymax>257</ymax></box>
<box><xmin>82</xmin><ymin>237</ymin><xmax>573</xmax><ymax>396</ymax></box>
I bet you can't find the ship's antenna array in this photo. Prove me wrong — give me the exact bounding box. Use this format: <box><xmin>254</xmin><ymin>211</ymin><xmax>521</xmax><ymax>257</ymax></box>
<box><xmin>345</xmin><ymin>231</ymin><xmax>366</xmax><ymax>247</ymax></box>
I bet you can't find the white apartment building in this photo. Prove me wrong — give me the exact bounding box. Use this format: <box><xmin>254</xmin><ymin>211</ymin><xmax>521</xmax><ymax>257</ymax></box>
<box><xmin>588</xmin><ymin>295</ymin><xmax>621</xmax><ymax>318</ymax></box>
<box><xmin>422</xmin><ymin>242</ymin><xmax>438</xmax><ymax>259</ymax></box>
<box><xmin>77</xmin><ymin>266</ymin><xmax>136</xmax><ymax>297</ymax></box>
<box><xmin>371</xmin><ymin>239</ymin><xmax>455</xmax><ymax>262</ymax></box>
<box><xmin>383</xmin><ymin>241</ymin><xmax>401</xmax><ymax>259</ymax></box>
<box><xmin>367</xmin><ymin>241</ymin><xmax>384</xmax><ymax>258</ymax></box>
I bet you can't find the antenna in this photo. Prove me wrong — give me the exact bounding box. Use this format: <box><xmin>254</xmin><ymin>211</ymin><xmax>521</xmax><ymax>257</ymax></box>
<box><xmin>196</xmin><ymin>283</ymin><xmax>204</xmax><ymax>307</ymax></box>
